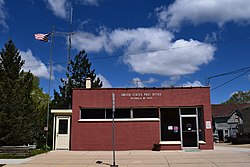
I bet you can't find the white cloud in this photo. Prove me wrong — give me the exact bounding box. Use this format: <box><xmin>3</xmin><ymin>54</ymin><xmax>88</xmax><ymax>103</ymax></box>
<box><xmin>205</xmin><ymin>32</ymin><xmax>219</xmax><ymax>42</ymax></box>
<box><xmin>45</xmin><ymin>0</ymin><xmax>67</xmax><ymax>19</ymax></box>
<box><xmin>76</xmin><ymin>0</ymin><xmax>100</xmax><ymax>6</ymax></box>
<box><xmin>131</xmin><ymin>77</ymin><xmax>145</xmax><ymax>88</ymax></box>
<box><xmin>161</xmin><ymin>76</ymin><xmax>181</xmax><ymax>87</ymax></box>
<box><xmin>72</xmin><ymin>31</ymin><xmax>107</xmax><ymax>52</ymax></box>
<box><xmin>72</xmin><ymin>28</ymin><xmax>216</xmax><ymax>76</ymax></box>
<box><xmin>131</xmin><ymin>77</ymin><xmax>157</xmax><ymax>87</ymax></box>
<box><xmin>96</xmin><ymin>74</ymin><xmax>112</xmax><ymax>88</ymax></box>
<box><xmin>156</xmin><ymin>0</ymin><xmax>250</xmax><ymax>29</ymax></box>
<box><xmin>45</xmin><ymin>0</ymin><xmax>101</xmax><ymax>19</ymax></box>
<box><xmin>20</xmin><ymin>49</ymin><xmax>51</xmax><ymax>79</ymax></box>
<box><xmin>145</xmin><ymin>77</ymin><xmax>158</xmax><ymax>84</ymax></box>
<box><xmin>181</xmin><ymin>80</ymin><xmax>203</xmax><ymax>87</ymax></box>
<box><xmin>53</xmin><ymin>64</ymin><xmax>65</xmax><ymax>72</ymax></box>
<box><xmin>124</xmin><ymin>39</ymin><xmax>215</xmax><ymax>76</ymax></box>
<box><xmin>0</xmin><ymin>0</ymin><xmax>8</xmax><ymax>31</ymax></box>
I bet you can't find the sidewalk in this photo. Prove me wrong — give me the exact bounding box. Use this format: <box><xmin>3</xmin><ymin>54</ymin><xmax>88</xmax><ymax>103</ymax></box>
<box><xmin>1</xmin><ymin>144</ymin><xmax>250</xmax><ymax>167</ymax></box>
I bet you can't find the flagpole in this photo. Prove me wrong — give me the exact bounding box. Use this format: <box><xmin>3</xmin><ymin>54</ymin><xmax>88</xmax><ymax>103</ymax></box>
<box><xmin>66</xmin><ymin>5</ymin><xmax>73</xmax><ymax>109</ymax></box>
<box><xmin>45</xmin><ymin>26</ymin><xmax>55</xmax><ymax>150</ymax></box>
<box><xmin>67</xmin><ymin>6</ymin><xmax>72</xmax><ymax>74</ymax></box>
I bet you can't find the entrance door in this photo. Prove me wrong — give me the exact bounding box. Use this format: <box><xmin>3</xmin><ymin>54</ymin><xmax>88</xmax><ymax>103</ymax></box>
<box><xmin>181</xmin><ymin>117</ymin><xmax>198</xmax><ymax>148</ymax></box>
<box><xmin>55</xmin><ymin>116</ymin><xmax>70</xmax><ymax>150</ymax></box>
<box><xmin>218</xmin><ymin>130</ymin><xmax>224</xmax><ymax>142</ymax></box>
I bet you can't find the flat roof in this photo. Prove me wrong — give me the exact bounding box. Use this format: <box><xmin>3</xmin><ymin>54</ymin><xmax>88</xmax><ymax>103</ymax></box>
<box><xmin>73</xmin><ymin>86</ymin><xmax>210</xmax><ymax>90</ymax></box>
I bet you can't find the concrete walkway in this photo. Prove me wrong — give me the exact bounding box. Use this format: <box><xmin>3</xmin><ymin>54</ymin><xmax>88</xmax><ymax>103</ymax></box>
<box><xmin>1</xmin><ymin>145</ymin><xmax>250</xmax><ymax>167</ymax></box>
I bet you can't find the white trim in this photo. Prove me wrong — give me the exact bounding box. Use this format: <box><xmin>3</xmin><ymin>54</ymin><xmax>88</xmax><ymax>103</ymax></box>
<box><xmin>180</xmin><ymin>114</ymin><xmax>197</xmax><ymax>117</ymax></box>
<box><xmin>51</xmin><ymin>109</ymin><xmax>72</xmax><ymax>114</ymax></box>
<box><xmin>159</xmin><ymin>108</ymin><xmax>161</xmax><ymax>144</ymax></box>
<box><xmin>78</xmin><ymin>118</ymin><xmax>160</xmax><ymax>122</ymax></box>
<box><xmin>180</xmin><ymin>115</ymin><xmax>199</xmax><ymax>149</ymax></box>
<box><xmin>196</xmin><ymin>108</ymin><xmax>199</xmax><ymax>146</ymax></box>
<box><xmin>52</xmin><ymin>116</ymin><xmax>56</xmax><ymax>150</ymax></box>
<box><xmin>199</xmin><ymin>141</ymin><xmax>206</xmax><ymax>144</ymax></box>
<box><xmin>179</xmin><ymin>108</ymin><xmax>183</xmax><ymax>148</ymax></box>
<box><xmin>160</xmin><ymin>141</ymin><xmax>181</xmax><ymax>145</ymax></box>
<box><xmin>55</xmin><ymin>116</ymin><xmax>71</xmax><ymax>150</ymax></box>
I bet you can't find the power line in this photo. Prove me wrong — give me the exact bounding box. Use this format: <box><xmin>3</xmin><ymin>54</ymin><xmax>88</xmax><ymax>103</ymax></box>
<box><xmin>25</xmin><ymin>37</ymin><xmax>250</xmax><ymax>69</ymax></box>
<box><xmin>206</xmin><ymin>66</ymin><xmax>250</xmax><ymax>85</ymax></box>
<box><xmin>23</xmin><ymin>55</ymin><xmax>120</xmax><ymax>68</ymax></box>
<box><xmin>210</xmin><ymin>69</ymin><xmax>250</xmax><ymax>91</ymax></box>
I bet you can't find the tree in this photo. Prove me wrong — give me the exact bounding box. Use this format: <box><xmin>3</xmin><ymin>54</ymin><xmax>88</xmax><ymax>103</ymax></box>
<box><xmin>0</xmin><ymin>40</ymin><xmax>47</xmax><ymax>146</ymax></box>
<box><xmin>51</xmin><ymin>50</ymin><xmax>102</xmax><ymax>109</ymax></box>
<box><xmin>223</xmin><ymin>90</ymin><xmax>250</xmax><ymax>104</ymax></box>
<box><xmin>0</xmin><ymin>40</ymin><xmax>28</xmax><ymax>145</ymax></box>
<box><xmin>30</xmin><ymin>76</ymin><xmax>50</xmax><ymax>147</ymax></box>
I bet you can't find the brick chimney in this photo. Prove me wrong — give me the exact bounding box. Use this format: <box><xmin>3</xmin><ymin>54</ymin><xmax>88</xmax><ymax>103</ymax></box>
<box><xmin>86</xmin><ymin>77</ymin><xmax>91</xmax><ymax>89</ymax></box>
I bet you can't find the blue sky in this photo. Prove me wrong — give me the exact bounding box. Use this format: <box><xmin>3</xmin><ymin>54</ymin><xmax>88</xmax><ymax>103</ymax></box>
<box><xmin>1</xmin><ymin>0</ymin><xmax>250</xmax><ymax>104</ymax></box>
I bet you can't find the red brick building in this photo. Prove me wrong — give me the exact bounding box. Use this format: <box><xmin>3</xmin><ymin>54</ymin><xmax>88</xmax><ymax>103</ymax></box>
<box><xmin>68</xmin><ymin>87</ymin><xmax>213</xmax><ymax>151</ymax></box>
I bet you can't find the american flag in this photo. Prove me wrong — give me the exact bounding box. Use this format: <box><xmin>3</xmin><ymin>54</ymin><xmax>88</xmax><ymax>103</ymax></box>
<box><xmin>34</xmin><ymin>33</ymin><xmax>51</xmax><ymax>42</ymax></box>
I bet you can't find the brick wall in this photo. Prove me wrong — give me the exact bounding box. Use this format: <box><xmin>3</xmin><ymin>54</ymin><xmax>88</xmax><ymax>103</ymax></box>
<box><xmin>71</xmin><ymin>121</ymin><xmax>159</xmax><ymax>150</ymax></box>
<box><xmin>71</xmin><ymin>87</ymin><xmax>213</xmax><ymax>150</ymax></box>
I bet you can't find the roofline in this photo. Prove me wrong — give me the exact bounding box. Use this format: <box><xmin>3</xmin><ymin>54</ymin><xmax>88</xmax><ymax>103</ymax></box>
<box><xmin>73</xmin><ymin>86</ymin><xmax>210</xmax><ymax>91</ymax></box>
<box><xmin>228</xmin><ymin>108</ymin><xmax>242</xmax><ymax>117</ymax></box>
<box><xmin>213</xmin><ymin>109</ymin><xmax>243</xmax><ymax>118</ymax></box>
<box><xmin>240</xmin><ymin>105</ymin><xmax>250</xmax><ymax>110</ymax></box>
<box><xmin>213</xmin><ymin>116</ymin><xmax>230</xmax><ymax>118</ymax></box>
<box><xmin>211</xmin><ymin>103</ymin><xmax>250</xmax><ymax>118</ymax></box>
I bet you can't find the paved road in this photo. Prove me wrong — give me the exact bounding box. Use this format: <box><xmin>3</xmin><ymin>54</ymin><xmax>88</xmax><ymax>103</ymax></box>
<box><xmin>1</xmin><ymin>144</ymin><xmax>250</xmax><ymax>167</ymax></box>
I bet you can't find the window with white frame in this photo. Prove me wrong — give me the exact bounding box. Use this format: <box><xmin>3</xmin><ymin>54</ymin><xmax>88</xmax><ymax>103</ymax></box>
<box><xmin>80</xmin><ymin>108</ymin><xmax>159</xmax><ymax>119</ymax></box>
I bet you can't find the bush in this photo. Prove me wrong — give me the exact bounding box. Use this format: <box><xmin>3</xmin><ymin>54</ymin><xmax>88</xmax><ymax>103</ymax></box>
<box><xmin>41</xmin><ymin>145</ymin><xmax>51</xmax><ymax>151</ymax></box>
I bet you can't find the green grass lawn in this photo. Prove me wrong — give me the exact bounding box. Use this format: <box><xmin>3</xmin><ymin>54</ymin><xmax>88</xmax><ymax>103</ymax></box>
<box><xmin>0</xmin><ymin>149</ymin><xmax>48</xmax><ymax>159</ymax></box>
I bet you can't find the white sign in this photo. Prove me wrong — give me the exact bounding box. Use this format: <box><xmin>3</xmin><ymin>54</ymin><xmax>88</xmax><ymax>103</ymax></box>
<box><xmin>206</xmin><ymin>121</ymin><xmax>211</xmax><ymax>129</ymax></box>
<box><xmin>112</xmin><ymin>93</ymin><xmax>115</xmax><ymax>112</ymax></box>
<box><xmin>120</xmin><ymin>92</ymin><xmax>162</xmax><ymax>100</ymax></box>
<box><xmin>168</xmin><ymin>126</ymin><xmax>173</xmax><ymax>130</ymax></box>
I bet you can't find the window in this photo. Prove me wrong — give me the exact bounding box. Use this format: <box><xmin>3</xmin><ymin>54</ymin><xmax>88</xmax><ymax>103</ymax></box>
<box><xmin>80</xmin><ymin>108</ymin><xmax>159</xmax><ymax>119</ymax></box>
<box><xmin>58</xmin><ymin>119</ymin><xmax>68</xmax><ymax>134</ymax></box>
<box><xmin>80</xmin><ymin>108</ymin><xmax>131</xmax><ymax>119</ymax></box>
<box><xmin>80</xmin><ymin>109</ymin><xmax>105</xmax><ymax>119</ymax></box>
<box><xmin>160</xmin><ymin>108</ymin><xmax>180</xmax><ymax>141</ymax></box>
<box><xmin>224</xmin><ymin>129</ymin><xmax>229</xmax><ymax>137</ymax></box>
<box><xmin>180</xmin><ymin>108</ymin><xmax>196</xmax><ymax>115</ymax></box>
<box><xmin>133</xmin><ymin>108</ymin><xmax>159</xmax><ymax>118</ymax></box>
<box><xmin>106</xmin><ymin>109</ymin><xmax>131</xmax><ymax>119</ymax></box>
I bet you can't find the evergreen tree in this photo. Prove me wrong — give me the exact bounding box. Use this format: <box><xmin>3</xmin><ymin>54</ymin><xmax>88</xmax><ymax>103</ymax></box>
<box><xmin>0</xmin><ymin>40</ymin><xmax>27</xmax><ymax>145</ymax></box>
<box><xmin>51</xmin><ymin>50</ymin><xmax>102</xmax><ymax>109</ymax></box>
<box><xmin>30</xmin><ymin>76</ymin><xmax>50</xmax><ymax>147</ymax></box>
<box><xmin>0</xmin><ymin>40</ymin><xmax>46</xmax><ymax>146</ymax></box>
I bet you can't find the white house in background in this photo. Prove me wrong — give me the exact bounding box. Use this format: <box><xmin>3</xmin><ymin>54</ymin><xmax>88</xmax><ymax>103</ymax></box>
<box><xmin>212</xmin><ymin>104</ymin><xmax>249</xmax><ymax>142</ymax></box>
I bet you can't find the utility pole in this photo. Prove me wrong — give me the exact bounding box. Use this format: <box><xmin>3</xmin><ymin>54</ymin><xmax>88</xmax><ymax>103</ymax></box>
<box><xmin>45</xmin><ymin>26</ymin><xmax>55</xmax><ymax>150</ymax></box>
<box><xmin>36</xmin><ymin>4</ymin><xmax>74</xmax><ymax>150</ymax></box>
